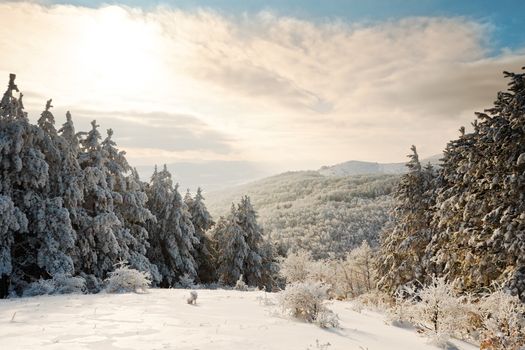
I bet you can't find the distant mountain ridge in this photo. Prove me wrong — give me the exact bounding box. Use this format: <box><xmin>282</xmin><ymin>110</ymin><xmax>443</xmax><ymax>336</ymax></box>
<box><xmin>318</xmin><ymin>155</ymin><xmax>441</xmax><ymax>177</ymax></box>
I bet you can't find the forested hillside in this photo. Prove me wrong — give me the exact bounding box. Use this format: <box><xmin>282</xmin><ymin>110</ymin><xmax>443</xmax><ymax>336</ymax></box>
<box><xmin>207</xmin><ymin>171</ymin><xmax>399</xmax><ymax>258</ymax></box>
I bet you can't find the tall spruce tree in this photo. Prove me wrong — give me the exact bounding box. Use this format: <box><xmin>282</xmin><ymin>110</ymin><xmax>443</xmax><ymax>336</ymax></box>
<box><xmin>57</xmin><ymin>111</ymin><xmax>84</xmax><ymax>222</ymax></box>
<box><xmin>236</xmin><ymin>195</ymin><xmax>264</xmax><ymax>286</ymax></box>
<box><xmin>0</xmin><ymin>195</ymin><xmax>27</xmax><ymax>297</ymax></box>
<box><xmin>101</xmin><ymin>129</ymin><xmax>159</xmax><ymax>282</ymax></box>
<box><xmin>0</xmin><ymin>75</ymin><xmax>76</xmax><ymax>294</ymax></box>
<box><xmin>212</xmin><ymin>205</ymin><xmax>249</xmax><ymax>286</ymax></box>
<box><xmin>431</xmin><ymin>68</ymin><xmax>525</xmax><ymax>299</ymax></box>
<box><xmin>146</xmin><ymin>165</ymin><xmax>199</xmax><ymax>286</ymax></box>
<box><xmin>185</xmin><ymin>188</ymin><xmax>216</xmax><ymax>283</ymax></box>
<box><xmin>75</xmin><ymin>120</ymin><xmax>122</xmax><ymax>281</ymax></box>
<box><xmin>31</xmin><ymin>101</ymin><xmax>77</xmax><ymax>280</ymax></box>
<box><xmin>378</xmin><ymin>146</ymin><xmax>436</xmax><ymax>293</ymax></box>
<box><xmin>211</xmin><ymin>196</ymin><xmax>270</xmax><ymax>287</ymax></box>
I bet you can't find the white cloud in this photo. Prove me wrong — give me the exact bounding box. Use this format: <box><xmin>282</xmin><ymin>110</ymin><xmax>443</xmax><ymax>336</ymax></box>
<box><xmin>0</xmin><ymin>2</ymin><xmax>523</xmax><ymax>170</ymax></box>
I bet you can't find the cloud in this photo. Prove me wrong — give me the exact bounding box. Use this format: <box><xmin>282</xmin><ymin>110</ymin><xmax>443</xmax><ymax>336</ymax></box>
<box><xmin>0</xmin><ymin>2</ymin><xmax>524</xmax><ymax>170</ymax></box>
<box><xmin>73</xmin><ymin>109</ymin><xmax>235</xmax><ymax>152</ymax></box>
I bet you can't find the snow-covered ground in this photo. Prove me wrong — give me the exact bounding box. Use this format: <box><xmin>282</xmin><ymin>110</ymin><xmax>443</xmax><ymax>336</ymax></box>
<box><xmin>0</xmin><ymin>289</ymin><xmax>477</xmax><ymax>350</ymax></box>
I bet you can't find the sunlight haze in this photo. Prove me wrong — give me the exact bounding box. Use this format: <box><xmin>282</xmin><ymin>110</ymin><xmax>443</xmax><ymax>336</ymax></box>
<box><xmin>1</xmin><ymin>0</ymin><xmax>524</xmax><ymax>180</ymax></box>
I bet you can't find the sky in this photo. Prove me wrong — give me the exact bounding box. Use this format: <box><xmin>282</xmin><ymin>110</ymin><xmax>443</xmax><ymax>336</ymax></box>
<box><xmin>0</xmin><ymin>0</ymin><xmax>524</xmax><ymax>185</ymax></box>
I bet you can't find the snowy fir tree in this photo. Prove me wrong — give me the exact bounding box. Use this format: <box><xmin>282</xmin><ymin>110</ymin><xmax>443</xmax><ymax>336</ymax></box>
<box><xmin>212</xmin><ymin>205</ymin><xmax>249</xmax><ymax>286</ymax></box>
<box><xmin>429</xmin><ymin>68</ymin><xmax>525</xmax><ymax>299</ymax></box>
<box><xmin>184</xmin><ymin>188</ymin><xmax>216</xmax><ymax>283</ymax></box>
<box><xmin>211</xmin><ymin>197</ymin><xmax>273</xmax><ymax>288</ymax></box>
<box><xmin>377</xmin><ymin>145</ymin><xmax>437</xmax><ymax>293</ymax></box>
<box><xmin>236</xmin><ymin>196</ymin><xmax>264</xmax><ymax>286</ymax></box>
<box><xmin>376</xmin><ymin>68</ymin><xmax>525</xmax><ymax>302</ymax></box>
<box><xmin>101</xmin><ymin>130</ymin><xmax>159</xmax><ymax>282</ymax></box>
<box><xmin>74</xmin><ymin>120</ymin><xmax>124</xmax><ymax>283</ymax></box>
<box><xmin>145</xmin><ymin>166</ymin><xmax>199</xmax><ymax>287</ymax></box>
<box><xmin>0</xmin><ymin>195</ymin><xmax>27</xmax><ymax>297</ymax></box>
<box><xmin>0</xmin><ymin>74</ymin><xmax>78</xmax><ymax>295</ymax></box>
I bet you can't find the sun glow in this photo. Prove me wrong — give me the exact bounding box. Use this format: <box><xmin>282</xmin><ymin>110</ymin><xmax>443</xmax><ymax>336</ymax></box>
<box><xmin>73</xmin><ymin>7</ymin><xmax>164</xmax><ymax>105</ymax></box>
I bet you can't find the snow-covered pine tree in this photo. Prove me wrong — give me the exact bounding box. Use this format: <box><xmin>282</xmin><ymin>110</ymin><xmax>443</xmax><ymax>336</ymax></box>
<box><xmin>184</xmin><ymin>188</ymin><xmax>216</xmax><ymax>283</ymax></box>
<box><xmin>0</xmin><ymin>75</ymin><xmax>78</xmax><ymax>294</ymax></box>
<box><xmin>57</xmin><ymin>111</ymin><xmax>84</xmax><ymax>220</ymax></box>
<box><xmin>236</xmin><ymin>195</ymin><xmax>265</xmax><ymax>287</ymax></box>
<box><xmin>378</xmin><ymin>145</ymin><xmax>436</xmax><ymax>293</ymax></box>
<box><xmin>0</xmin><ymin>78</ymin><xmax>42</xmax><ymax>294</ymax></box>
<box><xmin>30</xmin><ymin>101</ymin><xmax>77</xmax><ymax>281</ymax></box>
<box><xmin>75</xmin><ymin>120</ymin><xmax>122</xmax><ymax>283</ymax></box>
<box><xmin>172</xmin><ymin>184</ymin><xmax>200</xmax><ymax>280</ymax></box>
<box><xmin>146</xmin><ymin>165</ymin><xmax>199</xmax><ymax>286</ymax></box>
<box><xmin>101</xmin><ymin>129</ymin><xmax>159</xmax><ymax>282</ymax></box>
<box><xmin>212</xmin><ymin>205</ymin><xmax>249</xmax><ymax>286</ymax></box>
<box><xmin>122</xmin><ymin>168</ymin><xmax>160</xmax><ymax>282</ymax></box>
<box><xmin>431</xmin><ymin>68</ymin><xmax>525</xmax><ymax>299</ymax></box>
<box><xmin>36</xmin><ymin>100</ymin><xmax>64</xmax><ymax>197</ymax></box>
<box><xmin>258</xmin><ymin>237</ymin><xmax>279</xmax><ymax>291</ymax></box>
<box><xmin>144</xmin><ymin>166</ymin><xmax>171</xmax><ymax>286</ymax></box>
<box><xmin>0</xmin><ymin>195</ymin><xmax>27</xmax><ymax>297</ymax></box>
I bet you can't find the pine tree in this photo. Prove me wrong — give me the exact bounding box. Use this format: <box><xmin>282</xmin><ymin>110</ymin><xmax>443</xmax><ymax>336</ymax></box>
<box><xmin>211</xmin><ymin>196</ymin><xmax>274</xmax><ymax>287</ymax></box>
<box><xmin>378</xmin><ymin>146</ymin><xmax>436</xmax><ymax>293</ymax></box>
<box><xmin>185</xmin><ymin>188</ymin><xmax>216</xmax><ymax>283</ymax></box>
<box><xmin>0</xmin><ymin>195</ymin><xmax>27</xmax><ymax>297</ymax></box>
<box><xmin>431</xmin><ymin>68</ymin><xmax>525</xmax><ymax>299</ymax></box>
<box><xmin>101</xmin><ymin>129</ymin><xmax>159</xmax><ymax>282</ymax></box>
<box><xmin>75</xmin><ymin>120</ymin><xmax>122</xmax><ymax>281</ymax></box>
<box><xmin>236</xmin><ymin>195</ymin><xmax>265</xmax><ymax>287</ymax></box>
<box><xmin>30</xmin><ymin>102</ymin><xmax>77</xmax><ymax>281</ymax></box>
<box><xmin>57</xmin><ymin>111</ymin><xmax>84</xmax><ymax>218</ymax></box>
<box><xmin>212</xmin><ymin>205</ymin><xmax>249</xmax><ymax>286</ymax></box>
<box><xmin>120</xmin><ymin>169</ymin><xmax>160</xmax><ymax>283</ymax></box>
<box><xmin>0</xmin><ymin>74</ymin><xmax>76</xmax><ymax>294</ymax></box>
<box><xmin>146</xmin><ymin>165</ymin><xmax>199</xmax><ymax>286</ymax></box>
<box><xmin>171</xmin><ymin>184</ymin><xmax>200</xmax><ymax>280</ymax></box>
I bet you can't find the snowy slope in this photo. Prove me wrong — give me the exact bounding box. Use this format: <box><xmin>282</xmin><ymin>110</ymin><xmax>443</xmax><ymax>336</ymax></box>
<box><xmin>0</xmin><ymin>289</ymin><xmax>476</xmax><ymax>350</ymax></box>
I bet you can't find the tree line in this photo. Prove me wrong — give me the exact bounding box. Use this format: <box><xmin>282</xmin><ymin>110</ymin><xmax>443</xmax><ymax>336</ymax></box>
<box><xmin>0</xmin><ymin>74</ymin><xmax>276</xmax><ymax>298</ymax></box>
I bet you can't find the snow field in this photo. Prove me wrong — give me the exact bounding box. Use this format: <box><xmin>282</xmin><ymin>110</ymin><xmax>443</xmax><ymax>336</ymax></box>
<box><xmin>0</xmin><ymin>289</ymin><xmax>477</xmax><ymax>350</ymax></box>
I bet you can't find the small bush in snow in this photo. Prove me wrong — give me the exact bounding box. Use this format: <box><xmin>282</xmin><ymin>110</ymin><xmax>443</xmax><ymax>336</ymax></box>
<box><xmin>315</xmin><ymin>309</ymin><xmax>340</xmax><ymax>328</ymax></box>
<box><xmin>407</xmin><ymin>277</ymin><xmax>467</xmax><ymax>347</ymax></box>
<box><xmin>279</xmin><ymin>250</ymin><xmax>313</xmax><ymax>283</ymax></box>
<box><xmin>187</xmin><ymin>290</ymin><xmax>198</xmax><ymax>305</ymax></box>
<box><xmin>278</xmin><ymin>281</ymin><xmax>338</xmax><ymax>327</ymax></box>
<box><xmin>387</xmin><ymin>284</ymin><xmax>418</xmax><ymax>325</ymax></box>
<box><xmin>53</xmin><ymin>274</ymin><xmax>86</xmax><ymax>294</ymax></box>
<box><xmin>23</xmin><ymin>279</ymin><xmax>55</xmax><ymax>297</ymax></box>
<box><xmin>23</xmin><ymin>274</ymin><xmax>86</xmax><ymax>297</ymax></box>
<box><xmin>105</xmin><ymin>263</ymin><xmax>151</xmax><ymax>293</ymax></box>
<box><xmin>479</xmin><ymin>289</ymin><xmax>525</xmax><ymax>350</ymax></box>
<box><xmin>235</xmin><ymin>274</ymin><xmax>248</xmax><ymax>291</ymax></box>
<box><xmin>178</xmin><ymin>273</ymin><xmax>195</xmax><ymax>289</ymax></box>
